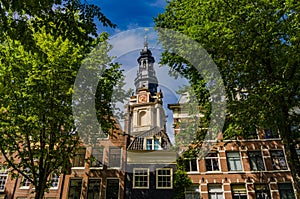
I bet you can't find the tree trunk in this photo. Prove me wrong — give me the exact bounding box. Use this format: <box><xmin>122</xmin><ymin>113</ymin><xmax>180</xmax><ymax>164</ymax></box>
<box><xmin>35</xmin><ymin>169</ymin><xmax>47</xmax><ymax>199</ymax></box>
<box><xmin>35</xmin><ymin>183</ymin><xmax>46</xmax><ymax>199</ymax></box>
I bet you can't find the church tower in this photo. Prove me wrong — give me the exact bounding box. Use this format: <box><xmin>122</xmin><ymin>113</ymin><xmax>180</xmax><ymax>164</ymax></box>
<box><xmin>124</xmin><ymin>40</ymin><xmax>175</xmax><ymax>199</ymax></box>
<box><xmin>125</xmin><ymin>39</ymin><xmax>166</xmax><ymax>137</ymax></box>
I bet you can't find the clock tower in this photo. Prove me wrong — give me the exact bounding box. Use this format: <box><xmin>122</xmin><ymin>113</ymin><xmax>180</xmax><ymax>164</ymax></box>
<box><xmin>125</xmin><ymin>39</ymin><xmax>166</xmax><ymax>137</ymax></box>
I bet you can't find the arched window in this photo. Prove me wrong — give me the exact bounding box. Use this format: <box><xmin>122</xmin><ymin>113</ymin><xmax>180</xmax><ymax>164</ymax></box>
<box><xmin>138</xmin><ymin>111</ymin><xmax>147</xmax><ymax>126</ymax></box>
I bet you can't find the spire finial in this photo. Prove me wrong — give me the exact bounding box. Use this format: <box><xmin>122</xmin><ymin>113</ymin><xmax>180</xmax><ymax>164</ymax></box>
<box><xmin>144</xmin><ymin>35</ymin><xmax>148</xmax><ymax>50</ymax></box>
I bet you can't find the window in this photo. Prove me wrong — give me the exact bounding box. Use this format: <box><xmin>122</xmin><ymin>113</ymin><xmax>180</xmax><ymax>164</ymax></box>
<box><xmin>208</xmin><ymin>184</ymin><xmax>223</xmax><ymax>199</ymax></box>
<box><xmin>248</xmin><ymin>151</ymin><xmax>265</xmax><ymax>171</ymax></box>
<box><xmin>87</xmin><ymin>179</ymin><xmax>101</xmax><ymax>199</ymax></box>
<box><xmin>205</xmin><ymin>152</ymin><xmax>220</xmax><ymax>172</ymax></box>
<box><xmin>50</xmin><ymin>174</ymin><xmax>59</xmax><ymax>189</ymax></box>
<box><xmin>108</xmin><ymin>147</ymin><xmax>121</xmax><ymax>168</ymax></box>
<box><xmin>20</xmin><ymin>177</ymin><xmax>31</xmax><ymax>189</ymax></box>
<box><xmin>185</xmin><ymin>158</ymin><xmax>198</xmax><ymax>172</ymax></box>
<box><xmin>146</xmin><ymin>138</ymin><xmax>160</xmax><ymax>150</ymax></box>
<box><xmin>68</xmin><ymin>179</ymin><xmax>82</xmax><ymax>199</ymax></box>
<box><xmin>138</xmin><ymin>111</ymin><xmax>147</xmax><ymax>126</ymax></box>
<box><xmin>231</xmin><ymin>184</ymin><xmax>247</xmax><ymax>199</ymax></box>
<box><xmin>255</xmin><ymin>184</ymin><xmax>271</xmax><ymax>199</ymax></box>
<box><xmin>20</xmin><ymin>168</ymin><xmax>31</xmax><ymax>189</ymax></box>
<box><xmin>278</xmin><ymin>183</ymin><xmax>295</xmax><ymax>199</ymax></box>
<box><xmin>91</xmin><ymin>146</ymin><xmax>104</xmax><ymax>167</ymax></box>
<box><xmin>72</xmin><ymin>148</ymin><xmax>86</xmax><ymax>167</ymax></box>
<box><xmin>106</xmin><ymin>179</ymin><xmax>119</xmax><ymax>199</ymax></box>
<box><xmin>185</xmin><ymin>184</ymin><xmax>200</xmax><ymax>199</ymax></box>
<box><xmin>227</xmin><ymin>152</ymin><xmax>242</xmax><ymax>171</ymax></box>
<box><xmin>296</xmin><ymin>149</ymin><xmax>300</xmax><ymax>159</ymax></box>
<box><xmin>265</xmin><ymin>128</ymin><xmax>279</xmax><ymax>139</ymax></box>
<box><xmin>270</xmin><ymin>150</ymin><xmax>288</xmax><ymax>170</ymax></box>
<box><xmin>0</xmin><ymin>166</ymin><xmax>8</xmax><ymax>192</ymax></box>
<box><xmin>156</xmin><ymin>168</ymin><xmax>173</xmax><ymax>189</ymax></box>
<box><xmin>133</xmin><ymin>168</ymin><xmax>149</xmax><ymax>188</ymax></box>
<box><xmin>245</xmin><ymin>128</ymin><xmax>258</xmax><ymax>139</ymax></box>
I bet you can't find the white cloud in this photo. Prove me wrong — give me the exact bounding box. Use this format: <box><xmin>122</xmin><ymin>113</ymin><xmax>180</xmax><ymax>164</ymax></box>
<box><xmin>126</xmin><ymin>22</ymin><xmax>140</xmax><ymax>30</ymax></box>
<box><xmin>149</xmin><ymin>0</ymin><xmax>167</xmax><ymax>8</ymax></box>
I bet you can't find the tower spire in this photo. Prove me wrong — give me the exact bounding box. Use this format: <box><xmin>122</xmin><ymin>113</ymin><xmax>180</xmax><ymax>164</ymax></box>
<box><xmin>134</xmin><ymin>40</ymin><xmax>158</xmax><ymax>96</ymax></box>
<box><xmin>144</xmin><ymin>36</ymin><xmax>148</xmax><ymax>50</ymax></box>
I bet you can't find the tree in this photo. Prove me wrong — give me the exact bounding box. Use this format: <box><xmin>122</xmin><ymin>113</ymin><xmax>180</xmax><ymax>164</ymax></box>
<box><xmin>155</xmin><ymin>0</ymin><xmax>300</xmax><ymax>195</ymax></box>
<box><xmin>0</xmin><ymin>0</ymin><xmax>115</xmax><ymax>49</ymax></box>
<box><xmin>0</xmin><ymin>1</ymin><xmax>121</xmax><ymax>198</ymax></box>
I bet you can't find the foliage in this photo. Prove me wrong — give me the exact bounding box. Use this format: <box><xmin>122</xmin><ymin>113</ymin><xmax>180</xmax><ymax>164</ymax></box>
<box><xmin>155</xmin><ymin>0</ymin><xmax>300</xmax><ymax>195</ymax></box>
<box><xmin>73</xmin><ymin>39</ymin><xmax>130</xmax><ymax>143</ymax></box>
<box><xmin>174</xmin><ymin>156</ymin><xmax>192</xmax><ymax>199</ymax></box>
<box><xmin>0</xmin><ymin>0</ymin><xmax>115</xmax><ymax>50</ymax></box>
<box><xmin>0</xmin><ymin>23</ymin><xmax>81</xmax><ymax>199</ymax></box>
<box><xmin>0</xmin><ymin>1</ymin><xmax>120</xmax><ymax>198</ymax></box>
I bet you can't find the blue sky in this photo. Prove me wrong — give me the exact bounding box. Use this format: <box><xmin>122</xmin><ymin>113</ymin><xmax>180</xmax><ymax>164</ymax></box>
<box><xmin>87</xmin><ymin>0</ymin><xmax>166</xmax><ymax>35</ymax></box>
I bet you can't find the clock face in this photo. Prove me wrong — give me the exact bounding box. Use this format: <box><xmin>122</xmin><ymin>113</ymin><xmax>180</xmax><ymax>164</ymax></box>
<box><xmin>138</xmin><ymin>94</ymin><xmax>147</xmax><ymax>103</ymax></box>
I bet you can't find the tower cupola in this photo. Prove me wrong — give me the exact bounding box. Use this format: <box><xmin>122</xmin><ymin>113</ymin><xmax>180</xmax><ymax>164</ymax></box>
<box><xmin>134</xmin><ymin>38</ymin><xmax>158</xmax><ymax>96</ymax></box>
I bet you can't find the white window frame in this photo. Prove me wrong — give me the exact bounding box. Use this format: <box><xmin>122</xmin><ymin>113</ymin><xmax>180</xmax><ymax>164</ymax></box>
<box><xmin>227</xmin><ymin>151</ymin><xmax>243</xmax><ymax>171</ymax></box>
<box><xmin>20</xmin><ymin>168</ymin><xmax>31</xmax><ymax>189</ymax></box>
<box><xmin>156</xmin><ymin>168</ymin><xmax>173</xmax><ymax>189</ymax></box>
<box><xmin>231</xmin><ymin>184</ymin><xmax>247</xmax><ymax>199</ymax></box>
<box><xmin>205</xmin><ymin>152</ymin><xmax>220</xmax><ymax>172</ymax></box>
<box><xmin>144</xmin><ymin>137</ymin><xmax>161</xmax><ymax>150</ymax></box>
<box><xmin>20</xmin><ymin>177</ymin><xmax>31</xmax><ymax>189</ymax></box>
<box><xmin>254</xmin><ymin>184</ymin><xmax>271</xmax><ymax>199</ymax></box>
<box><xmin>270</xmin><ymin>150</ymin><xmax>288</xmax><ymax>170</ymax></box>
<box><xmin>0</xmin><ymin>166</ymin><xmax>8</xmax><ymax>192</ymax></box>
<box><xmin>133</xmin><ymin>168</ymin><xmax>149</xmax><ymax>189</ymax></box>
<box><xmin>49</xmin><ymin>173</ymin><xmax>60</xmax><ymax>190</ymax></box>
<box><xmin>208</xmin><ymin>184</ymin><xmax>224</xmax><ymax>199</ymax></box>
<box><xmin>185</xmin><ymin>184</ymin><xmax>200</xmax><ymax>199</ymax></box>
<box><xmin>248</xmin><ymin>151</ymin><xmax>265</xmax><ymax>171</ymax></box>
<box><xmin>185</xmin><ymin>158</ymin><xmax>198</xmax><ymax>173</ymax></box>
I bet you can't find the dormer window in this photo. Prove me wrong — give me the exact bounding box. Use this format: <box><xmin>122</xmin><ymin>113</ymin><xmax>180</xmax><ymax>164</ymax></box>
<box><xmin>145</xmin><ymin>137</ymin><xmax>161</xmax><ymax>150</ymax></box>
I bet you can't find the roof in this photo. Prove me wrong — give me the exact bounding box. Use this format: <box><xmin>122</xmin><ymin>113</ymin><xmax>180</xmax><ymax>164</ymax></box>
<box><xmin>127</xmin><ymin>126</ymin><xmax>172</xmax><ymax>150</ymax></box>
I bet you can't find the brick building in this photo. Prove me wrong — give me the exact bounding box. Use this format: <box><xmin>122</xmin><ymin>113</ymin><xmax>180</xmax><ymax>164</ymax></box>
<box><xmin>1</xmin><ymin>129</ymin><xmax>127</xmax><ymax>199</ymax></box>
<box><xmin>168</xmin><ymin>95</ymin><xmax>297</xmax><ymax>199</ymax></box>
